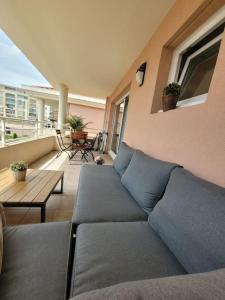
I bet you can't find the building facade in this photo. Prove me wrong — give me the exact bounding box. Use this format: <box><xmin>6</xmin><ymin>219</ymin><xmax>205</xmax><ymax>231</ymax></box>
<box><xmin>0</xmin><ymin>84</ymin><xmax>40</xmax><ymax>120</ymax></box>
<box><xmin>0</xmin><ymin>84</ymin><xmax>105</xmax><ymax>141</ymax></box>
<box><xmin>104</xmin><ymin>0</ymin><xmax>225</xmax><ymax>187</ymax></box>
<box><xmin>0</xmin><ymin>84</ymin><xmax>105</xmax><ymax>130</ymax></box>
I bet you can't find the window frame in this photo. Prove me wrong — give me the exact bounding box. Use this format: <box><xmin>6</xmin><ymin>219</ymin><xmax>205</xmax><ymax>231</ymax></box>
<box><xmin>108</xmin><ymin>91</ymin><xmax>130</xmax><ymax>159</ymax></box>
<box><xmin>168</xmin><ymin>5</ymin><xmax>225</xmax><ymax>108</ymax></box>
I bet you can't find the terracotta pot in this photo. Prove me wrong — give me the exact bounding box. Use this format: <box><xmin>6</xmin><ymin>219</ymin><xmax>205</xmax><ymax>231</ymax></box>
<box><xmin>12</xmin><ymin>169</ymin><xmax>27</xmax><ymax>182</ymax></box>
<box><xmin>71</xmin><ymin>131</ymin><xmax>88</xmax><ymax>141</ymax></box>
<box><xmin>162</xmin><ymin>95</ymin><xmax>178</xmax><ymax>112</ymax></box>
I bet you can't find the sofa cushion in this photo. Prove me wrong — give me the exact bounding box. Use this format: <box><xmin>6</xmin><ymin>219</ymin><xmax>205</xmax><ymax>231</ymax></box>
<box><xmin>71</xmin><ymin>222</ymin><xmax>186</xmax><ymax>296</ymax></box>
<box><xmin>149</xmin><ymin>168</ymin><xmax>225</xmax><ymax>274</ymax></box>
<box><xmin>71</xmin><ymin>268</ymin><xmax>225</xmax><ymax>300</ymax></box>
<box><xmin>73</xmin><ymin>165</ymin><xmax>147</xmax><ymax>225</ymax></box>
<box><xmin>0</xmin><ymin>221</ymin><xmax>71</xmax><ymax>300</ymax></box>
<box><xmin>113</xmin><ymin>142</ymin><xmax>134</xmax><ymax>176</ymax></box>
<box><xmin>121</xmin><ymin>150</ymin><xmax>179</xmax><ymax>212</ymax></box>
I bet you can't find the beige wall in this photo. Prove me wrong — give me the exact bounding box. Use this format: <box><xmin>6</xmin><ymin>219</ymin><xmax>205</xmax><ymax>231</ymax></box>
<box><xmin>68</xmin><ymin>103</ymin><xmax>104</xmax><ymax>133</ymax></box>
<box><xmin>0</xmin><ymin>137</ymin><xmax>55</xmax><ymax>169</ymax></box>
<box><xmin>105</xmin><ymin>0</ymin><xmax>225</xmax><ymax>187</ymax></box>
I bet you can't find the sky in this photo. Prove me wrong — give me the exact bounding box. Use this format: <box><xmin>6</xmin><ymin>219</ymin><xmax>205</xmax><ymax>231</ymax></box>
<box><xmin>0</xmin><ymin>29</ymin><xmax>50</xmax><ymax>87</ymax></box>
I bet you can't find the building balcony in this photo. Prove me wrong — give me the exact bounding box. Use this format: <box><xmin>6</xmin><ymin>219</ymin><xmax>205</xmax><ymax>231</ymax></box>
<box><xmin>0</xmin><ymin>115</ymin><xmax>111</xmax><ymax>225</ymax></box>
<box><xmin>3</xmin><ymin>150</ymin><xmax>112</xmax><ymax>225</ymax></box>
<box><xmin>0</xmin><ymin>1</ymin><xmax>224</xmax><ymax>299</ymax></box>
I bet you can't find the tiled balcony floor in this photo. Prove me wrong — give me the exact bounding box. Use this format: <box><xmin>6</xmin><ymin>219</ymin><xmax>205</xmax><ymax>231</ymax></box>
<box><xmin>4</xmin><ymin>151</ymin><xmax>112</xmax><ymax>226</ymax></box>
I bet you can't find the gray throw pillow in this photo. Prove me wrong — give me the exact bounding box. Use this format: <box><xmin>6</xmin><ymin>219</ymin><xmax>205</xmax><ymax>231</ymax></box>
<box><xmin>113</xmin><ymin>142</ymin><xmax>134</xmax><ymax>176</ymax></box>
<box><xmin>149</xmin><ymin>168</ymin><xmax>225</xmax><ymax>274</ymax></box>
<box><xmin>121</xmin><ymin>150</ymin><xmax>179</xmax><ymax>212</ymax></box>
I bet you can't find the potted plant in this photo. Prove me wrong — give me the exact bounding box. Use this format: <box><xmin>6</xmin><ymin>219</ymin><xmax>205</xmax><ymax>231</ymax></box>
<box><xmin>162</xmin><ymin>82</ymin><xmax>181</xmax><ymax>112</ymax></box>
<box><xmin>10</xmin><ymin>161</ymin><xmax>28</xmax><ymax>182</ymax></box>
<box><xmin>66</xmin><ymin>115</ymin><xmax>89</xmax><ymax>140</ymax></box>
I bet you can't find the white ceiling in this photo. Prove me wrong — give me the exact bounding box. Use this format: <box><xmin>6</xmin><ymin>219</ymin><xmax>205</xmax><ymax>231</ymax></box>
<box><xmin>0</xmin><ymin>0</ymin><xmax>175</xmax><ymax>98</ymax></box>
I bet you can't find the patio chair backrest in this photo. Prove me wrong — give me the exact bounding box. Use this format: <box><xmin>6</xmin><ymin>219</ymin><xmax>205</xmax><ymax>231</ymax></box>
<box><xmin>85</xmin><ymin>135</ymin><xmax>98</xmax><ymax>150</ymax></box>
<box><xmin>56</xmin><ymin>130</ymin><xmax>67</xmax><ymax>150</ymax></box>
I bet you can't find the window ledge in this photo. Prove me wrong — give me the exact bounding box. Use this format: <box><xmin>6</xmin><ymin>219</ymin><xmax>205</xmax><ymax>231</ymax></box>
<box><xmin>157</xmin><ymin>94</ymin><xmax>207</xmax><ymax>113</ymax></box>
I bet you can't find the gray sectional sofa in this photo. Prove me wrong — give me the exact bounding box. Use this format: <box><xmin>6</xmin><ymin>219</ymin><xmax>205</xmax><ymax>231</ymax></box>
<box><xmin>73</xmin><ymin>145</ymin><xmax>178</xmax><ymax>226</ymax></box>
<box><xmin>70</xmin><ymin>143</ymin><xmax>225</xmax><ymax>299</ymax></box>
<box><xmin>73</xmin><ymin>164</ymin><xmax>147</xmax><ymax>224</ymax></box>
<box><xmin>0</xmin><ymin>221</ymin><xmax>71</xmax><ymax>300</ymax></box>
<box><xmin>1</xmin><ymin>142</ymin><xmax>225</xmax><ymax>300</ymax></box>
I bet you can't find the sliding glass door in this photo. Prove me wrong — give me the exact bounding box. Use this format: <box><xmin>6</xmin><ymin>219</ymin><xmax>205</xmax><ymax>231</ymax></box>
<box><xmin>111</xmin><ymin>96</ymin><xmax>129</xmax><ymax>154</ymax></box>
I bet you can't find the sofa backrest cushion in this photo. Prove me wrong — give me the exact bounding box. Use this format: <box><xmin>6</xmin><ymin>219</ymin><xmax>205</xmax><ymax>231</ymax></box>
<box><xmin>121</xmin><ymin>150</ymin><xmax>179</xmax><ymax>212</ymax></box>
<box><xmin>113</xmin><ymin>142</ymin><xmax>134</xmax><ymax>176</ymax></box>
<box><xmin>0</xmin><ymin>204</ymin><xmax>5</xmax><ymax>273</ymax></box>
<box><xmin>149</xmin><ymin>168</ymin><xmax>225</xmax><ymax>274</ymax></box>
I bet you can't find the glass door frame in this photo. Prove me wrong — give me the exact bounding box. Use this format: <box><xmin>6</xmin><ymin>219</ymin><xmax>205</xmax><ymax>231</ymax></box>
<box><xmin>109</xmin><ymin>92</ymin><xmax>129</xmax><ymax>159</ymax></box>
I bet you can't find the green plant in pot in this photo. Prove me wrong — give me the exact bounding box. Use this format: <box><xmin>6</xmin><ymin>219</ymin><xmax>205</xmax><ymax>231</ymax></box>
<box><xmin>66</xmin><ymin>115</ymin><xmax>90</xmax><ymax>140</ymax></box>
<box><xmin>10</xmin><ymin>161</ymin><xmax>28</xmax><ymax>182</ymax></box>
<box><xmin>162</xmin><ymin>82</ymin><xmax>181</xmax><ymax>112</ymax></box>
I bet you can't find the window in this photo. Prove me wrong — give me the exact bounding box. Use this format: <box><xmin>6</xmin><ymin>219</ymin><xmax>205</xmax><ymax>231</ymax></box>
<box><xmin>177</xmin><ymin>25</ymin><xmax>223</xmax><ymax>105</ymax></box>
<box><xmin>29</xmin><ymin>98</ymin><xmax>37</xmax><ymax>119</ymax></box>
<box><xmin>5</xmin><ymin>93</ymin><xmax>16</xmax><ymax>117</ymax></box>
<box><xmin>168</xmin><ymin>6</ymin><xmax>225</xmax><ymax>108</ymax></box>
<box><xmin>0</xmin><ymin>91</ymin><xmax>4</xmax><ymax>117</ymax></box>
<box><xmin>17</xmin><ymin>95</ymin><xmax>27</xmax><ymax>118</ymax></box>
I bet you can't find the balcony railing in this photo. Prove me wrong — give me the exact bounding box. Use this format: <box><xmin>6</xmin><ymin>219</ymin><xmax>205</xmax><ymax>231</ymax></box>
<box><xmin>0</xmin><ymin>116</ymin><xmax>101</xmax><ymax>147</ymax></box>
<box><xmin>0</xmin><ymin>117</ymin><xmax>56</xmax><ymax>147</ymax></box>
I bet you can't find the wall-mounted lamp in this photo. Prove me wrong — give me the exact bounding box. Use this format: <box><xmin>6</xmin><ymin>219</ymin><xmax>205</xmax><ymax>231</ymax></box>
<box><xmin>136</xmin><ymin>62</ymin><xmax>147</xmax><ymax>86</ymax></box>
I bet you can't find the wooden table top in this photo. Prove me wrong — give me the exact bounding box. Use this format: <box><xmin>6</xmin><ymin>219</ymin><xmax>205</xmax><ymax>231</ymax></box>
<box><xmin>0</xmin><ymin>168</ymin><xmax>64</xmax><ymax>204</ymax></box>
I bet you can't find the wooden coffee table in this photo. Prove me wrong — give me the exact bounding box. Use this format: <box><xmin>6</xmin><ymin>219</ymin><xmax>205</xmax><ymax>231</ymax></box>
<box><xmin>0</xmin><ymin>168</ymin><xmax>64</xmax><ymax>222</ymax></box>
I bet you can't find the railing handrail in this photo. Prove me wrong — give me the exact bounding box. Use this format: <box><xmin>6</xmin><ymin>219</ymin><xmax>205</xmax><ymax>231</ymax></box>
<box><xmin>0</xmin><ymin>117</ymin><xmax>102</xmax><ymax>147</ymax></box>
<box><xmin>0</xmin><ymin>116</ymin><xmax>48</xmax><ymax>123</ymax></box>
<box><xmin>0</xmin><ymin>117</ymin><xmax>57</xmax><ymax>147</ymax></box>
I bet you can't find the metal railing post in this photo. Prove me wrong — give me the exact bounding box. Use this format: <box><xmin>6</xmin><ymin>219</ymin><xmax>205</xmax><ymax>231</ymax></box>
<box><xmin>35</xmin><ymin>121</ymin><xmax>39</xmax><ymax>138</ymax></box>
<box><xmin>1</xmin><ymin>118</ymin><xmax>5</xmax><ymax>146</ymax></box>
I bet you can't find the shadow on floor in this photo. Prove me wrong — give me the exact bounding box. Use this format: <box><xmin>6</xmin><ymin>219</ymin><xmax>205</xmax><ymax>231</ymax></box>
<box><xmin>5</xmin><ymin>151</ymin><xmax>112</xmax><ymax>226</ymax></box>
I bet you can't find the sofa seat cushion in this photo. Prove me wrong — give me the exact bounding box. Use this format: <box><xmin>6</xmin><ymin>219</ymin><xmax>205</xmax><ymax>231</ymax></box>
<box><xmin>71</xmin><ymin>222</ymin><xmax>186</xmax><ymax>296</ymax></box>
<box><xmin>71</xmin><ymin>268</ymin><xmax>225</xmax><ymax>300</ymax></box>
<box><xmin>121</xmin><ymin>150</ymin><xmax>179</xmax><ymax>212</ymax></box>
<box><xmin>73</xmin><ymin>165</ymin><xmax>147</xmax><ymax>225</ymax></box>
<box><xmin>0</xmin><ymin>221</ymin><xmax>71</xmax><ymax>300</ymax></box>
<box><xmin>149</xmin><ymin>168</ymin><xmax>225</xmax><ymax>274</ymax></box>
<box><xmin>113</xmin><ymin>142</ymin><xmax>134</xmax><ymax>176</ymax></box>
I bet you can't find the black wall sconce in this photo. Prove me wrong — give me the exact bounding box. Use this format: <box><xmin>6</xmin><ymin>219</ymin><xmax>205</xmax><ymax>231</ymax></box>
<box><xmin>136</xmin><ymin>62</ymin><xmax>147</xmax><ymax>86</ymax></box>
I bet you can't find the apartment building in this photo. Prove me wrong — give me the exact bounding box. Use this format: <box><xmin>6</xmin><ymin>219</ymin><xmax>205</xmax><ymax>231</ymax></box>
<box><xmin>0</xmin><ymin>83</ymin><xmax>105</xmax><ymax>128</ymax></box>
<box><xmin>0</xmin><ymin>84</ymin><xmax>60</xmax><ymax>124</ymax></box>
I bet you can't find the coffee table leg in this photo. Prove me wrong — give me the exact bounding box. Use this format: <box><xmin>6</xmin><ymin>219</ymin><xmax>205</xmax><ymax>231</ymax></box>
<box><xmin>41</xmin><ymin>204</ymin><xmax>46</xmax><ymax>223</ymax></box>
<box><xmin>52</xmin><ymin>175</ymin><xmax>64</xmax><ymax>194</ymax></box>
<box><xmin>60</xmin><ymin>175</ymin><xmax>64</xmax><ymax>193</ymax></box>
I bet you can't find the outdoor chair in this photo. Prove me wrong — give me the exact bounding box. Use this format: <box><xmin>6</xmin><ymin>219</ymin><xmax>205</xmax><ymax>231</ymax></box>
<box><xmin>55</xmin><ymin>129</ymin><xmax>73</xmax><ymax>159</ymax></box>
<box><xmin>71</xmin><ymin>133</ymin><xmax>96</xmax><ymax>162</ymax></box>
<box><xmin>70</xmin><ymin>132</ymin><xmax>89</xmax><ymax>162</ymax></box>
<box><xmin>83</xmin><ymin>135</ymin><xmax>97</xmax><ymax>160</ymax></box>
